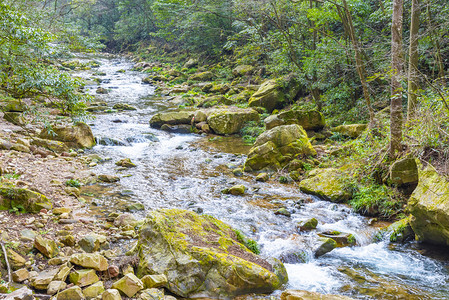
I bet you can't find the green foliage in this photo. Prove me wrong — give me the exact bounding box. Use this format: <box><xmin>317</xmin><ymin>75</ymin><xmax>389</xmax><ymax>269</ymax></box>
<box><xmin>350</xmin><ymin>184</ymin><xmax>403</xmax><ymax>218</ymax></box>
<box><xmin>0</xmin><ymin>2</ymin><xmax>91</xmax><ymax>118</ymax></box>
<box><xmin>240</xmin><ymin>120</ymin><xmax>265</xmax><ymax>145</ymax></box>
<box><xmin>233</xmin><ymin>229</ymin><xmax>260</xmax><ymax>255</ymax></box>
<box><xmin>65</xmin><ymin>179</ymin><xmax>81</xmax><ymax>188</ymax></box>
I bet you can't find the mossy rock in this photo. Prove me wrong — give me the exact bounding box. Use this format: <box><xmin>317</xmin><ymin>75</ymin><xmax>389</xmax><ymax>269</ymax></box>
<box><xmin>386</xmin><ymin>216</ymin><xmax>414</xmax><ymax>243</ymax></box>
<box><xmin>188</xmin><ymin>71</ymin><xmax>214</xmax><ymax>81</ymax></box>
<box><xmin>244</xmin><ymin>124</ymin><xmax>316</xmax><ymax>172</ymax></box>
<box><xmin>0</xmin><ymin>99</ymin><xmax>26</xmax><ymax>112</ymax></box>
<box><xmin>31</xmin><ymin>137</ymin><xmax>69</xmax><ymax>153</ymax></box>
<box><xmin>281</xmin><ymin>290</ymin><xmax>355</xmax><ymax>300</ymax></box>
<box><xmin>136</xmin><ymin>209</ymin><xmax>288</xmax><ymax>299</ymax></box>
<box><xmin>0</xmin><ymin>184</ymin><xmax>52</xmax><ymax>213</ymax></box>
<box><xmin>390</xmin><ymin>157</ymin><xmax>418</xmax><ymax>187</ymax></box>
<box><xmin>299</xmin><ymin>168</ymin><xmax>353</xmax><ymax>203</ymax></box>
<box><xmin>39</xmin><ymin>122</ymin><xmax>96</xmax><ymax>149</ymax></box>
<box><xmin>248</xmin><ymin>80</ymin><xmax>285</xmax><ymax>113</ymax></box>
<box><xmin>149</xmin><ymin>111</ymin><xmax>194</xmax><ymax>128</ymax></box>
<box><xmin>207</xmin><ymin>108</ymin><xmax>259</xmax><ymax>135</ymax></box>
<box><xmin>264</xmin><ymin>108</ymin><xmax>325</xmax><ymax>131</ymax></box>
<box><xmin>4</xmin><ymin>112</ymin><xmax>26</xmax><ymax>126</ymax></box>
<box><xmin>408</xmin><ymin>167</ymin><xmax>449</xmax><ymax>246</ymax></box>
<box><xmin>331</xmin><ymin>124</ymin><xmax>367</xmax><ymax>138</ymax></box>
<box><xmin>232</xmin><ymin>65</ymin><xmax>255</xmax><ymax>77</ymax></box>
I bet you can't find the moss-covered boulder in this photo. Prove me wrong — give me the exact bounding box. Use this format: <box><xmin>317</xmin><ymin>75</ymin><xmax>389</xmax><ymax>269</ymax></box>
<box><xmin>244</xmin><ymin>124</ymin><xmax>316</xmax><ymax>172</ymax></box>
<box><xmin>408</xmin><ymin>167</ymin><xmax>449</xmax><ymax>246</ymax></box>
<box><xmin>31</xmin><ymin>137</ymin><xmax>69</xmax><ymax>153</ymax></box>
<box><xmin>331</xmin><ymin>124</ymin><xmax>367</xmax><ymax>138</ymax></box>
<box><xmin>39</xmin><ymin>122</ymin><xmax>96</xmax><ymax>149</ymax></box>
<box><xmin>4</xmin><ymin>112</ymin><xmax>25</xmax><ymax>126</ymax></box>
<box><xmin>207</xmin><ymin>108</ymin><xmax>259</xmax><ymax>135</ymax></box>
<box><xmin>385</xmin><ymin>216</ymin><xmax>414</xmax><ymax>243</ymax></box>
<box><xmin>188</xmin><ymin>71</ymin><xmax>214</xmax><ymax>81</ymax></box>
<box><xmin>149</xmin><ymin>111</ymin><xmax>194</xmax><ymax>128</ymax></box>
<box><xmin>390</xmin><ymin>157</ymin><xmax>418</xmax><ymax>188</ymax></box>
<box><xmin>232</xmin><ymin>65</ymin><xmax>254</xmax><ymax>77</ymax></box>
<box><xmin>299</xmin><ymin>168</ymin><xmax>353</xmax><ymax>203</ymax></box>
<box><xmin>0</xmin><ymin>99</ymin><xmax>26</xmax><ymax>112</ymax></box>
<box><xmin>0</xmin><ymin>184</ymin><xmax>52</xmax><ymax>213</ymax></box>
<box><xmin>248</xmin><ymin>80</ymin><xmax>285</xmax><ymax>113</ymax></box>
<box><xmin>136</xmin><ymin>209</ymin><xmax>288</xmax><ymax>299</ymax></box>
<box><xmin>265</xmin><ymin>109</ymin><xmax>325</xmax><ymax>131</ymax></box>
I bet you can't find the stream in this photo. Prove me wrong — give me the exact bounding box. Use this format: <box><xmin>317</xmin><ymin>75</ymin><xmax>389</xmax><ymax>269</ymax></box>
<box><xmin>74</xmin><ymin>55</ymin><xmax>449</xmax><ymax>299</ymax></box>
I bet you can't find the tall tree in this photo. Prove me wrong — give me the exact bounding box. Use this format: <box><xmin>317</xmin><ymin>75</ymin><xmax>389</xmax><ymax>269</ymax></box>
<box><xmin>390</xmin><ymin>0</ymin><xmax>404</xmax><ymax>156</ymax></box>
<box><xmin>407</xmin><ymin>0</ymin><xmax>420</xmax><ymax>120</ymax></box>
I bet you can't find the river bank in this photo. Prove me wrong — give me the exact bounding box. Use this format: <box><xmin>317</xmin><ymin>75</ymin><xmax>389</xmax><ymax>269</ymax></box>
<box><xmin>1</xmin><ymin>53</ymin><xmax>449</xmax><ymax>299</ymax></box>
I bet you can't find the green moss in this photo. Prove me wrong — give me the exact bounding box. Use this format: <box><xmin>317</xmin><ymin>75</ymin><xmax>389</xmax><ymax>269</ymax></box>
<box><xmin>233</xmin><ymin>229</ymin><xmax>260</xmax><ymax>254</ymax></box>
<box><xmin>65</xmin><ymin>179</ymin><xmax>81</xmax><ymax>188</ymax></box>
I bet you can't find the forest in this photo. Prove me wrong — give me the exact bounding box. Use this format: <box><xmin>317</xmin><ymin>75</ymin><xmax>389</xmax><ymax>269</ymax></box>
<box><xmin>0</xmin><ymin>0</ymin><xmax>449</xmax><ymax>299</ymax></box>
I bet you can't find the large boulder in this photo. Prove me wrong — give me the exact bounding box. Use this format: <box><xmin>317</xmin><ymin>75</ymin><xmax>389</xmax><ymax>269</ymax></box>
<box><xmin>244</xmin><ymin>124</ymin><xmax>316</xmax><ymax>172</ymax></box>
<box><xmin>0</xmin><ymin>99</ymin><xmax>26</xmax><ymax>112</ymax></box>
<box><xmin>248</xmin><ymin>76</ymin><xmax>302</xmax><ymax>113</ymax></box>
<box><xmin>0</xmin><ymin>184</ymin><xmax>52</xmax><ymax>213</ymax></box>
<box><xmin>207</xmin><ymin>108</ymin><xmax>259</xmax><ymax>135</ymax></box>
<box><xmin>136</xmin><ymin>209</ymin><xmax>288</xmax><ymax>299</ymax></box>
<box><xmin>149</xmin><ymin>111</ymin><xmax>194</xmax><ymax>128</ymax></box>
<box><xmin>264</xmin><ymin>108</ymin><xmax>325</xmax><ymax>131</ymax></box>
<box><xmin>390</xmin><ymin>157</ymin><xmax>418</xmax><ymax>188</ymax></box>
<box><xmin>39</xmin><ymin>122</ymin><xmax>96</xmax><ymax>149</ymax></box>
<box><xmin>232</xmin><ymin>65</ymin><xmax>254</xmax><ymax>77</ymax></box>
<box><xmin>299</xmin><ymin>168</ymin><xmax>353</xmax><ymax>203</ymax></box>
<box><xmin>331</xmin><ymin>124</ymin><xmax>367</xmax><ymax>138</ymax></box>
<box><xmin>408</xmin><ymin>167</ymin><xmax>449</xmax><ymax>246</ymax></box>
<box><xmin>31</xmin><ymin>137</ymin><xmax>69</xmax><ymax>153</ymax></box>
<box><xmin>248</xmin><ymin>80</ymin><xmax>285</xmax><ymax>113</ymax></box>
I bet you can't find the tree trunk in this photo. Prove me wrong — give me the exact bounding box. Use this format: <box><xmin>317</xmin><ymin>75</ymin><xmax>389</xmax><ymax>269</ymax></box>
<box><xmin>390</xmin><ymin>0</ymin><xmax>404</xmax><ymax>157</ymax></box>
<box><xmin>407</xmin><ymin>0</ymin><xmax>420</xmax><ymax>121</ymax></box>
<box><xmin>341</xmin><ymin>0</ymin><xmax>375</xmax><ymax>126</ymax></box>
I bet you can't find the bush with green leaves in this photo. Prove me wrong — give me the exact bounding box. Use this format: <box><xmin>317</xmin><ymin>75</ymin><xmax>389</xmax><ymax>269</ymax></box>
<box><xmin>0</xmin><ymin>2</ymin><xmax>90</xmax><ymax>118</ymax></box>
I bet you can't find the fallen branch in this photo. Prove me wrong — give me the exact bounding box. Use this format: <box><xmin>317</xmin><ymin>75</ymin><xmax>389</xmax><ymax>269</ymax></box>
<box><xmin>0</xmin><ymin>240</ymin><xmax>12</xmax><ymax>283</ymax></box>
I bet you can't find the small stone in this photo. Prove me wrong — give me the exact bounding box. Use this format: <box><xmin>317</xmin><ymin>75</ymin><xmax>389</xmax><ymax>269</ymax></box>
<box><xmin>141</xmin><ymin>274</ymin><xmax>168</xmax><ymax>289</ymax></box>
<box><xmin>275</xmin><ymin>208</ymin><xmax>291</xmax><ymax>217</ymax></box>
<box><xmin>102</xmin><ymin>289</ymin><xmax>122</xmax><ymax>300</ymax></box>
<box><xmin>53</xmin><ymin>207</ymin><xmax>72</xmax><ymax>215</ymax></box>
<box><xmin>31</xmin><ymin>268</ymin><xmax>59</xmax><ymax>290</ymax></box>
<box><xmin>56</xmin><ymin>286</ymin><xmax>84</xmax><ymax>300</ymax></box>
<box><xmin>232</xmin><ymin>168</ymin><xmax>243</xmax><ymax>176</ymax></box>
<box><xmin>140</xmin><ymin>288</ymin><xmax>164</xmax><ymax>300</ymax></box>
<box><xmin>12</xmin><ymin>268</ymin><xmax>29</xmax><ymax>282</ymax></box>
<box><xmin>7</xmin><ymin>248</ymin><xmax>26</xmax><ymax>268</ymax></box>
<box><xmin>69</xmin><ymin>269</ymin><xmax>99</xmax><ymax>287</ymax></box>
<box><xmin>255</xmin><ymin>173</ymin><xmax>269</xmax><ymax>182</ymax></box>
<box><xmin>34</xmin><ymin>235</ymin><xmax>59</xmax><ymax>258</ymax></box>
<box><xmin>60</xmin><ymin>235</ymin><xmax>76</xmax><ymax>247</ymax></box>
<box><xmin>48</xmin><ymin>257</ymin><xmax>69</xmax><ymax>265</ymax></box>
<box><xmin>223</xmin><ymin>184</ymin><xmax>246</xmax><ymax>196</ymax></box>
<box><xmin>108</xmin><ymin>265</ymin><xmax>120</xmax><ymax>278</ymax></box>
<box><xmin>70</xmin><ymin>252</ymin><xmax>108</xmax><ymax>271</ymax></box>
<box><xmin>114</xmin><ymin>213</ymin><xmax>138</xmax><ymax>228</ymax></box>
<box><xmin>122</xmin><ymin>264</ymin><xmax>134</xmax><ymax>275</ymax></box>
<box><xmin>115</xmin><ymin>158</ymin><xmax>136</xmax><ymax>168</ymax></box>
<box><xmin>20</xmin><ymin>229</ymin><xmax>37</xmax><ymax>242</ymax></box>
<box><xmin>78</xmin><ymin>234</ymin><xmax>107</xmax><ymax>253</ymax></box>
<box><xmin>2</xmin><ymin>286</ymin><xmax>33</xmax><ymax>300</ymax></box>
<box><xmin>83</xmin><ymin>281</ymin><xmax>105</xmax><ymax>299</ymax></box>
<box><xmin>54</xmin><ymin>264</ymin><xmax>71</xmax><ymax>281</ymax></box>
<box><xmin>47</xmin><ymin>280</ymin><xmax>67</xmax><ymax>295</ymax></box>
<box><xmin>313</xmin><ymin>237</ymin><xmax>337</xmax><ymax>257</ymax></box>
<box><xmin>296</xmin><ymin>218</ymin><xmax>318</xmax><ymax>231</ymax></box>
<box><xmin>98</xmin><ymin>174</ymin><xmax>120</xmax><ymax>183</ymax></box>
<box><xmin>111</xmin><ymin>273</ymin><xmax>144</xmax><ymax>297</ymax></box>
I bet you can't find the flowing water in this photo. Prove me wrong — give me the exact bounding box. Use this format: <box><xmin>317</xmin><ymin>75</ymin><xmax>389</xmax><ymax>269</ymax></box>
<box><xmin>74</xmin><ymin>55</ymin><xmax>449</xmax><ymax>299</ymax></box>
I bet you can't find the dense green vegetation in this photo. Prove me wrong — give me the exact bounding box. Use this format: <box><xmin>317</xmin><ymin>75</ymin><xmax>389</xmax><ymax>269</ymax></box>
<box><xmin>0</xmin><ymin>0</ymin><xmax>448</xmax><ymax>219</ymax></box>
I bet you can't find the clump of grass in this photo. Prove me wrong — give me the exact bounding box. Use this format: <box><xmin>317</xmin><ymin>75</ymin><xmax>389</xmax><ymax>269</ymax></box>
<box><xmin>65</xmin><ymin>179</ymin><xmax>81</xmax><ymax>188</ymax></box>
<box><xmin>240</xmin><ymin>121</ymin><xmax>265</xmax><ymax>145</ymax></box>
<box><xmin>234</xmin><ymin>229</ymin><xmax>260</xmax><ymax>255</ymax></box>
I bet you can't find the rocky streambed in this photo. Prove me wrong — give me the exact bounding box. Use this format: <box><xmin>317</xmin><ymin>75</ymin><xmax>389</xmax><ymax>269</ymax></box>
<box><xmin>1</xmin><ymin>54</ymin><xmax>449</xmax><ymax>300</ymax></box>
